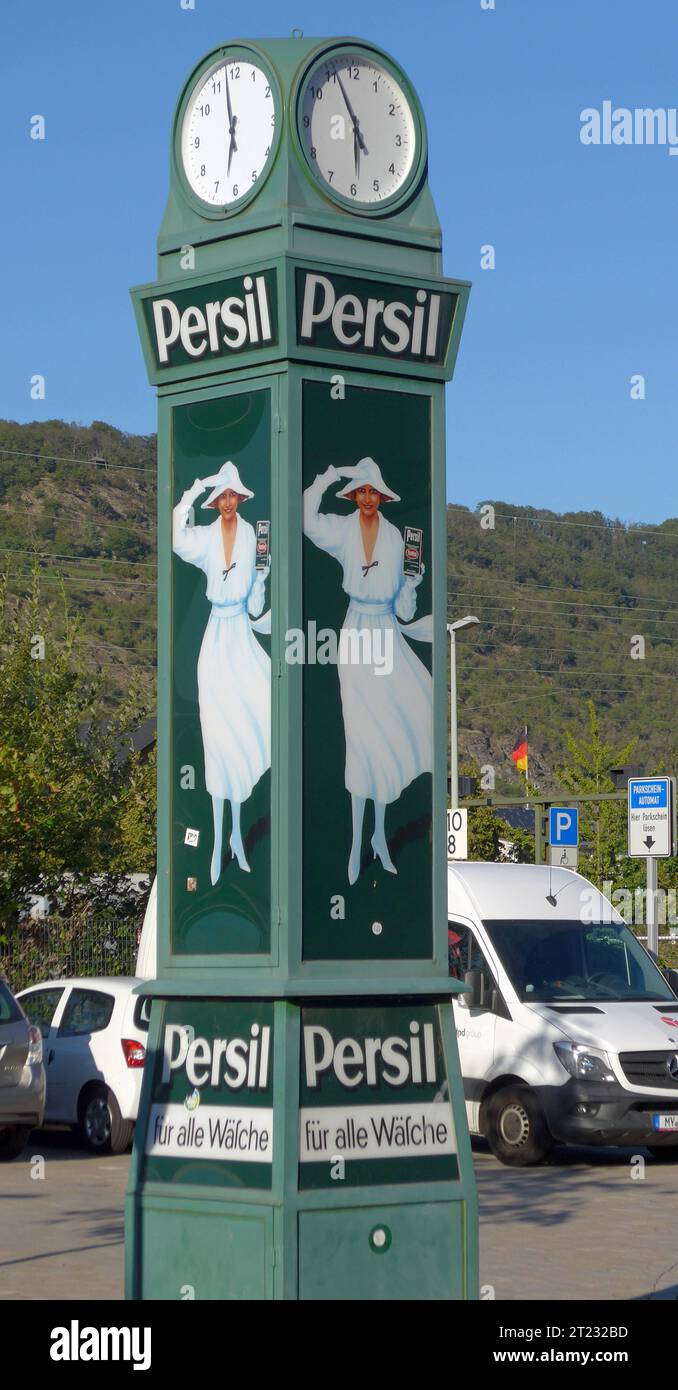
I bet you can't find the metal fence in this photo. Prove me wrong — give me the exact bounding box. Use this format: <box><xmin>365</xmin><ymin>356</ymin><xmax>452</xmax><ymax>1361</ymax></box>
<box><xmin>1</xmin><ymin>915</ymin><xmax>140</xmax><ymax>994</ymax></box>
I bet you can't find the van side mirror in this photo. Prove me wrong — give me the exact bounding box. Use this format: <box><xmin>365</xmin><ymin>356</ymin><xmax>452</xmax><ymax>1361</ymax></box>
<box><xmin>463</xmin><ymin>969</ymin><xmax>484</xmax><ymax>1010</ymax></box>
<box><xmin>663</xmin><ymin>968</ymin><xmax>678</xmax><ymax>997</ymax></box>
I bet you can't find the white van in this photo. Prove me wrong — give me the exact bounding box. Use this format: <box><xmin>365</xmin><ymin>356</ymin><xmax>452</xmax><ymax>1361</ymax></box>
<box><xmin>448</xmin><ymin>862</ymin><xmax>678</xmax><ymax>1165</ymax></box>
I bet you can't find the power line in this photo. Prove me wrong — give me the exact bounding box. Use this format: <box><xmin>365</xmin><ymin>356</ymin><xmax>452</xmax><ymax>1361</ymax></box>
<box><xmin>0</xmin><ymin>446</ymin><xmax>155</xmax><ymax>476</ymax></box>
<box><xmin>0</xmin><ymin>547</ymin><xmax>154</xmax><ymax>568</ymax></box>
<box><xmin>446</xmin><ymin>503</ymin><xmax>678</xmax><ymax>539</ymax></box>
<box><xmin>449</xmin><ymin>573</ymin><xmax>678</xmax><ymax>611</ymax></box>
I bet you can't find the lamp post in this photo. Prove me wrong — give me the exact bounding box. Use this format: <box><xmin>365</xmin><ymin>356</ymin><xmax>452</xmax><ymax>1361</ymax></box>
<box><xmin>447</xmin><ymin>615</ymin><xmax>480</xmax><ymax>808</ymax></box>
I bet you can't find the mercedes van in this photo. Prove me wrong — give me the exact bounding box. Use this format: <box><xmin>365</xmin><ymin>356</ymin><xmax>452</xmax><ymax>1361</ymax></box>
<box><xmin>448</xmin><ymin>862</ymin><xmax>678</xmax><ymax>1165</ymax></box>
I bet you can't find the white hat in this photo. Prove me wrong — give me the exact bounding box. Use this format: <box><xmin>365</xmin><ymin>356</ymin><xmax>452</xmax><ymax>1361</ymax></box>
<box><xmin>335</xmin><ymin>456</ymin><xmax>400</xmax><ymax>503</ymax></box>
<box><xmin>201</xmin><ymin>461</ymin><xmax>254</xmax><ymax>509</ymax></box>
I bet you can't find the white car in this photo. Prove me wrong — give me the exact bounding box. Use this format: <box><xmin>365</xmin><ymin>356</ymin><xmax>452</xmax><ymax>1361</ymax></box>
<box><xmin>17</xmin><ymin>977</ymin><xmax>149</xmax><ymax>1154</ymax></box>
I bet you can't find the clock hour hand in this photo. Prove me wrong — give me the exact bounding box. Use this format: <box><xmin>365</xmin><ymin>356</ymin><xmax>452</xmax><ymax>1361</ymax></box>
<box><xmin>334</xmin><ymin>66</ymin><xmax>368</xmax><ymax>158</ymax></box>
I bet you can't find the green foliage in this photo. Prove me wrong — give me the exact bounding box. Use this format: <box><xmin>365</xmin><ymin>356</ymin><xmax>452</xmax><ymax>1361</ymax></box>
<box><xmin>0</xmin><ymin>568</ymin><xmax>155</xmax><ymax>936</ymax></box>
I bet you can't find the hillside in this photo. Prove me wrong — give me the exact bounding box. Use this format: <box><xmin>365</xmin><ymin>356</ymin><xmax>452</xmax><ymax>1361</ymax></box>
<box><xmin>0</xmin><ymin>418</ymin><xmax>675</xmax><ymax>792</ymax></box>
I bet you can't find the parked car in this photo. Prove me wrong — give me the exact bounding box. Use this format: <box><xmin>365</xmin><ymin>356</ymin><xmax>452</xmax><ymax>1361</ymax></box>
<box><xmin>17</xmin><ymin>977</ymin><xmax>149</xmax><ymax>1154</ymax></box>
<box><xmin>0</xmin><ymin>974</ymin><xmax>45</xmax><ymax>1160</ymax></box>
<box><xmin>448</xmin><ymin>861</ymin><xmax>678</xmax><ymax>1165</ymax></box>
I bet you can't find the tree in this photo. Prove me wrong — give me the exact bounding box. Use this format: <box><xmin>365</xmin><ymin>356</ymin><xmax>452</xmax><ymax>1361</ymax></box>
<box><xmin>0</xmin><ymin>568</ymin><xmax>154</xmax><ymax>933</ymax></box>
<box><xmin>557</xmin><ymin>700</ymin><xmax>636</xmax><ymax>888</ymax></box>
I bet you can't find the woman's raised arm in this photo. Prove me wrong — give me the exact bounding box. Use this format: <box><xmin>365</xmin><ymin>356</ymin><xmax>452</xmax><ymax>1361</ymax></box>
<box><xmin>172</xmin><ymin>479</ymin><xmax>209</xmax><ymax>567</ymax></box>
<box><xmin>302</xmin><ymin>465</ymin><xmax>346</xmax><ymax>558</ymax></box>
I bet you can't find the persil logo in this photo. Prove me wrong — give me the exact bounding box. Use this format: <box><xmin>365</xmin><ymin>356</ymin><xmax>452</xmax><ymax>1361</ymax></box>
<box><xmin>298</xmin><ymin>270</ymin><xmax>448</xmax><ymax>361</ymax></box>
<box><xmin>304</xmin><ymin>1020</ymin><xmax>437</xmax><ymax>1089</ymax></box>
<box><xmin>162</xmin><ymin>1022</ymin><xmax>271</xmax><ymax>1090</ymax></box>
<box><xmin>150</xmin><ymin>272</ymin><xmax>274</xmax><ymax>366</ymax></box>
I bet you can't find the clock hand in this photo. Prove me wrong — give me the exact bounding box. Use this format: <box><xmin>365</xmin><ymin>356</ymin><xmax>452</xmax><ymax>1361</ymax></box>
<box><xmin>353</xmin><ymin>125</ymin><xmax>360</xmax><ymax>179</ymax></box>
<box><xmin>334</xmin><ymin>66</ymin><xmax>368</xmax><ymax>156</ymax></box>
<box><xmin>225</xmin><ymin>64</ymin><xmax>238</xmax><ymax>176</ymax></box>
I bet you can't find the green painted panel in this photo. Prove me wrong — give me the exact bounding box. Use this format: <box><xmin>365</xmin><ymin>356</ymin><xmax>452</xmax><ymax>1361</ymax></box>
<box><xmin>139</xmin><ymin>1201</ymin><xmax>272</xmax><ymax>1300</ymax></box>
<box><xmin>295</xmin><ymin>266</ymin><xmax>457</xmax><ymax>367</ymax></box>
<box><xmin>141</xmin><ymin>999</ymin><xmax>274</xmax><ymax>1190</ymax></box>
<box><xmin>142</xmin><ymin>267</ymin><xmax>278</xmax><ymax>373</ymax></box>
<box><xmin>298</xmin><ymin>1201</ymin><xmax>463</xmax><ymax>1300</ymax></box>
<box><xmin>171</xmin><ymin>389</ymin><xmax>272</xmax><ymax>955</ymax></box>
<box><xmin>298</xmin><ymin>1003</ymin><xmax>458</xmax><ymax>1189</ymax></box>
<box><xmin>301</xmin><ymin>380</ymin><xmax>432</xmax><ymax>960</ymax></box>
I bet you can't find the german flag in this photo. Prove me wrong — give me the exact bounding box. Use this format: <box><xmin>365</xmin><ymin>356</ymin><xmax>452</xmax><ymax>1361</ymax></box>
<box><xmin>511</xmin><ymin>727</ymin><xmax>528</xmax><ymax>774</ymax></box>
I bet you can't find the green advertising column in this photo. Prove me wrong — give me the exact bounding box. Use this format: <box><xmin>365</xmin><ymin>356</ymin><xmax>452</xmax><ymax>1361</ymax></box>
<box><xmin>126</xmin><ymin>34</ymin><xmax>478</xmax><ymax>1301</ymax></box>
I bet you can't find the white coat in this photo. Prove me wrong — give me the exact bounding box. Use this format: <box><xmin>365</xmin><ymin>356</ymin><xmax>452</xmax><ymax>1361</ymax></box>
<box><xmin>173</xmin><ymin>488</ymin><xmax>270</xmax><ymax>803</ymax></box>
<box><xmin>303</xmin><ymin>467</ymin><xmax>432</xmax><ymax>805</ymax></box>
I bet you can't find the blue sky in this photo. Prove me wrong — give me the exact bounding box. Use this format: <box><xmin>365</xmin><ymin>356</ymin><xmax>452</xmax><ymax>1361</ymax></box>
<box><xmin>1</xmin><ymin>0</ymin><xmax>677</xmax><ymax>523</ymax></box>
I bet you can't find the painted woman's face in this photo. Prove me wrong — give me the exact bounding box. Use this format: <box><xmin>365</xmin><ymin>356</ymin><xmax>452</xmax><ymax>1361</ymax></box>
<box><xmin>216</xmin><ymin>489</ymin><xmax>241</xmax><ymax>520</ymax></box>
<box><xmin>353</xmin><ymin>485</ymin><xmax>382</xmax><ymax>519</ymax></box>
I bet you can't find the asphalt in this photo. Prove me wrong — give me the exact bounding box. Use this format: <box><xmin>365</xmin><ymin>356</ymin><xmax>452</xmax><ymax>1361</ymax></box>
<box><xmin>0</xmin><ymin>1130</ymin><xmax>675</xmax><ymax>1300</ymax></box>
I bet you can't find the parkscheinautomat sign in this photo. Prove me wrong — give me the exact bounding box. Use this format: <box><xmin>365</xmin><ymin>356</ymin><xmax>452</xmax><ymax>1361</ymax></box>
<box><xmin>133</xmin><ymin>261</ymin><xmax>463</xmax><ymax>383</ymax></box>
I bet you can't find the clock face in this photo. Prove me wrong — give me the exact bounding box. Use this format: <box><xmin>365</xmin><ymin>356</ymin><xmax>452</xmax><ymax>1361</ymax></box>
<box><xmin>298</xmin><ymin>51</ymin><xmax>417</xmax><ymax>207</ymax></box>
<box><xmin>180</xmin><ymin>56</ymin><xmax>277</xmax><ymax>208</ymax></box>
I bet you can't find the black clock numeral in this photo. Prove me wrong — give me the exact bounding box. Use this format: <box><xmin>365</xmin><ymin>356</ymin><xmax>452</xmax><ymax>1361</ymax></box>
<box><xmin>229</xmin><ymin>66</ymin><xmax>240</xmax><ymax>79</ymax></box>
<box><xmin>211</xmin><ymin>79</ymin><xmax>221</xmax><ymax>93</ymax></box>
<box><xmin>373</xmin><ymin>178</ymin><xmax>380</xmax><ymax>192</ymax></box>
<box><xmin>310</xmin><ymin>85</ymin><xmax>323</xmax><ymax>100</ymax></box>
<box><xmin>350</xmin><ymin>182</ymin><xmax>357</xmax><ymax>196</ymax></box>
<box><xmin>310</xmin><ymin>146</ymin><xmax>317</xmax><ymax>159</ymax></box>
<box><xmin>199</xmin><ymin>103</ymin><xmax>210</xmax><ymax>117</ymax></box>
<box><xmin>251</xmin><ymin>169</ymin><xmax>258</xmax><ymax>182</ymax></box>
<box><xmin>303</xmin><ymin>115</ymin><xmax>310</xmax><ymax>127</ymax></box>
<box><xmin>251</xmin><ymin>69</ymin><xmax>256</xmax><ymax>81</ymax></box>
<box><xmin>271</xmin><ymin>113</ymin><xmax>276</xmax><ymax>125</ymax></box>
<box><xmin>200</xmin><ymin>164</ymin><xmax>206</xmax><ymax>176</ymax></box>
<box><xmin>214</xmin><ymin>180</ymin><xmax>219</xmax><ymax>192</ymax></box>
<box><xmin>389</xmin><ymin>162</ymin><xmax>395</xmax><ymax>174</ymax></box>
<box><xmin>346</xmin><ymin>65</ymin><xmax>359</xmax><ymax>79</ymax></box>
<box><xmin>395</xmin><ymin>135</ymin><xmax>402</xmax><ymax>147</ymax></box>
<box><xmin>265</xmin><ymin>145</ymin><xmax>270</xmax><ymax>156</ymax></box>
<box><xmin>265</xmin><ymin>84</ymin><xmax>271</xmax><ymax>97</ymax></box>
<box><xmin>232</xmin><ymin>183</ymin><xmax>239</xmax><ymax>197</ymax></box>
<box><xmin>389</xmin><ymin>103</ymin><xmax>395</xmax><ymax>115</ymax></box>
<box><xmin>328</xmin><ymin>170</ymin><xmax>334</xmax><ymax>182</ymax></box>
<box><xmin>194</xmin><ymin>136</ymin><xmax>200</xmax><ymax>148</ymax></box>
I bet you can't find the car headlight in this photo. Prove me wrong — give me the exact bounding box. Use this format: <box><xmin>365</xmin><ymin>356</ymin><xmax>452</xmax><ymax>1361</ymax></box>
<box><xmin>554</xmin><ymin>1041</ymin><xmax>615</xmax><ymax>1082</ymax></box>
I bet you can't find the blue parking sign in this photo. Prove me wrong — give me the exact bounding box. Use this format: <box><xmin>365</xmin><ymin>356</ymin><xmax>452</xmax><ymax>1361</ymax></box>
<box><xmin>549</xmin><ymin>806</ymin><xmax>579</xmax><ymax>846</ymax></box>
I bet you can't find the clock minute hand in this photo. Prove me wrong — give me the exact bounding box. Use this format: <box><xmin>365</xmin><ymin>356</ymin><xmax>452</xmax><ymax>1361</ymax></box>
<box><xmin>225</xmin><ymin>65</ymin><xmax>238</xmax><ymax>176</ymax></box>
<box><xmin>334</xmin><ymin>67</ymin><xmax>368</xmax><ymax>156</ymax></box>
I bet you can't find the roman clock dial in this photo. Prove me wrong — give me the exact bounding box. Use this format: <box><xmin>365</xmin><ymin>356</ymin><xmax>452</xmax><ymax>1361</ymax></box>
<box><xmin>299</xmin><ymin>50</ymin><xmax>417</xmax><ymax>207</ymax></box>
<box><xmin>181</xmin><ymin>55</ymin><xmax>277</xmax><ymax>207</ymax></box>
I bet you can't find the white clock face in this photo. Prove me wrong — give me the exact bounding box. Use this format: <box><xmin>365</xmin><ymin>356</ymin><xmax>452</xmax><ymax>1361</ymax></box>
<box><xmin>181</xmin><ymin>56</ymin><xmax>277</xmax><ymax>207</ymax></box>
<box><xmin>299</xmin><ymin>52</ymin><xmax>417</xmax><ymax>206</ymax></box>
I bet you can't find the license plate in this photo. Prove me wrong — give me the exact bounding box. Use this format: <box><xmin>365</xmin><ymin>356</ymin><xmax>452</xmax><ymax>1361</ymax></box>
<box><xmin>652</xmin><ymin>1113</ymin><xmax>678</xmax><ymax>1131</ymax></box>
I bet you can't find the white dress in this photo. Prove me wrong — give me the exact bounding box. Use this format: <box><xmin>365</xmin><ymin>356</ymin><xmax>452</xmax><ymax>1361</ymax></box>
<box><xmin>173</xmin><ymin>490</ymin><xmax>271</xmax><ymax>803</ymax></box>
<box><xmin>303</xmin><ymin>469</ymin><xmax>432</xmax><ymax>805</ymax></box>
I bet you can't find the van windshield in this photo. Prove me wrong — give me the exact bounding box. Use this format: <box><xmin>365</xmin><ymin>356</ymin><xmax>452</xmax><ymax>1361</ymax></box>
<box><xmin>483</xmin><ymin>919</ymin><xmax>675</xmax><ymax>1004</ymax></box>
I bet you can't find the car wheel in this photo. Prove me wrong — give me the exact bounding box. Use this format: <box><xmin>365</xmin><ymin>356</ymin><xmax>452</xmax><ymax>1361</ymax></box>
<box><xmin>79</xmin><ymin>1086</ymin><xmax>133</xmax><ymax>1155</ymax></box>
<box><xmin>485</xmin><ymin>1085</ymin><xmax>553</xmax><ymax>1167</ymax></box>
<box><xmin>0</xmin><ymin>1125</ymin><xmax>32</xmax><ymax>1161</ymax></box>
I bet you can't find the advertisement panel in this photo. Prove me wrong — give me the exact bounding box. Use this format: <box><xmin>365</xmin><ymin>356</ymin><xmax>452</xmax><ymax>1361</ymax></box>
<box><xmin>171</xmin><ymin>389</ymin><xmax>272</xmax><ymax>955</ymax></box>
<box><xmin>299</xmin><ymin>1003</ymin><xmax>458</xmax><ymax>1189</ymax></box>
<box><xmin>301</xmin><ymin>380</ymin><xmax>433</xmax><ymax>960</ymax></box>
<box><xmin>143</xmin><ymin>1000</ymin><xmax>274</xmax><ymax>1190</ymax></box>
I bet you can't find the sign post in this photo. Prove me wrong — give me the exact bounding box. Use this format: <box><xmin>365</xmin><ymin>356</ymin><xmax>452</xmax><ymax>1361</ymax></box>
<box><xmin>628</xmin><ymin>777</ymin><xmax>676</xmax><ymax>956</ymax></box>
<box><xmin>126</xmin><ymin>35</ymin><xmax>477</xmax><ymax>1300</ymax></box>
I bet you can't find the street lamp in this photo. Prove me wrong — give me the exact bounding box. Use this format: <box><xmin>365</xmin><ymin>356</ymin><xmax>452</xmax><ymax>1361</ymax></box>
<box><xmin>447</xmin><ymin>615</ymin><xmax>480</xmax><ymax>808</ymax></box>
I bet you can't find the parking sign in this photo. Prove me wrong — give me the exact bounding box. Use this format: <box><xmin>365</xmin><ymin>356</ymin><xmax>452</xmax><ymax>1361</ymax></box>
<box><xmin>549</xmin><ymin>807</ymin><xmax>579</xmax><ymax>848</ymax></box>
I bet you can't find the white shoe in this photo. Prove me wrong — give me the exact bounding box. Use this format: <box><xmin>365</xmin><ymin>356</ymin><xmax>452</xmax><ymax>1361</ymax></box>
<box><xmin>230</xmin><ymin>835</ymin><xmax>251</xmax><ymax>873</ymax></box>
<box><xmin>371</xmin><ymin>836</ymin><xmax>397</xmax><ymax>875</ymax></box>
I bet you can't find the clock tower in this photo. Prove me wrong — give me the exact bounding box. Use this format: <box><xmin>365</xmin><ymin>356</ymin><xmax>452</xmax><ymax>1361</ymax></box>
<box><xmin>126</xmin><ymin>33</ymin><xmax>478</xmax><ymax>1302</ymax></box>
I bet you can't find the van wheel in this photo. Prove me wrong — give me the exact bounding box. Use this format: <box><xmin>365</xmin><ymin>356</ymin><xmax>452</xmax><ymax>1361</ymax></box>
<box><xmin>0</xmin><ymin>1125</ymin><xmax>32</xmax><ymax>1161</ymax></box>
<box><xmin>78</xmin><ymin>1086</ymin><xmax>133</xmax><ymax>1156</ymax></box>
<box><xmin>647</xmin><ymin>1146</ymin><xmax>678</xmax><ymax>1162</ymax></box>
<box><xmin>485</xmin><ymin>1086</ymin><xmax>553</xmax><ymax>1166</ymax></box>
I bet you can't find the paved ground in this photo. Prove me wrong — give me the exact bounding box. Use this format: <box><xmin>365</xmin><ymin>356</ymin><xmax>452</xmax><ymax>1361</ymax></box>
<box><xmin>0</xmin><ymin>1131</ymin><xmax>675</xmax><ymax>1300</ymax></box>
